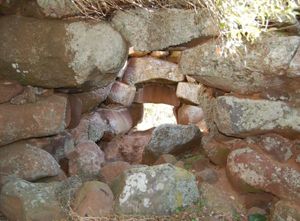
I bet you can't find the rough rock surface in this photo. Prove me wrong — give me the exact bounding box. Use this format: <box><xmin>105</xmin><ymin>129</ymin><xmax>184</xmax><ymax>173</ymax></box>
<box><xmin>0</xmin><ymin>143</ymin><xmax>60</xmax><ymax>181</ymax></box>
<box><xmin>123</xmin><ymin>57</ymin><xmax>184</xmax><ymax>85</ymax></box>
<box><xmin>134</xmin><ymin>84</ymin><xmax>180</xmax><ymax>106</ymax></box>
<box><xmin>98</xmin><ymin>107</ymin><xmax>133</xmax><ymax>136</ymax></box>
<box><xmin>99</xmin><ymin>161</ymin><xmax>131</xmax><ymax>185</ymax></box>
<box><xmin>112</xmin><ymin>164</ymin><xmax>199</xmax><ymax>215</ymax></box>
<box><xmin>176</xmin><ymin>82</ymin><xmax>204</xmax><ymax>105</ymax></box>
<box><xmin>198</xmin><ymin>183</ymin><xmax>246</xmax><ymax>219</ymax></box>
<box><xmin>0</xmin><ymin>94</ymin><xmax>68</xmax><ymax>146</ymax></box>
<box><xmin>36</xmin><ymin>0</ymin><xmax>79</xmax><ymax>18</ymax></box>
<box><xmin>0</xmin><ymin>177</ymin><xmax>81</xmax><ymax>221</ymax></box>
<box><xmin>69</xmin><ymin>112</ymin><xmax>108</xmax><ymax>145</ymax></box>
<box><xmin>112</xmin><ymin>8</ymin><xmax>218</xmax><ymax>51</ymax></box>
<box><xmin>107</xmin><ymin>81</ymin><xmax>136</xmax><ymax>106</ymax></box>
<box><xmin>179</xmin><ymin>36</ymin><xmax>300</xmax><ymax>95</ymax></box>
<box><xmin>143</xmin><ymin>124</ymin><xmax>202</xmax><ymax>164</ymax></box>
<box><xmin>67</xmin><ymin>141</ymin><xmax>105</xmax><ymax>179</ymax></box>
<box><xmin>0</xmin><ymin>16</ymin><xmax>127</xmax><ymax>89</ymax></box>
<box><xmin>247</xmin><ymin>134</ymin><xmax>293</xmax><ymax>162</ymax></box>
<box><xmin>72</xmin><ymin>181</ymin><xmax>114</xmax><ymax>217</ymax></box>
<box><xmin>176</xmin><ymin>104</ymin><xmax>204</xmax><ymax>125</ymax></box>
<box><xmin>214</xmin><ymin>96</ymin><xmax>300</xmax><ymax>138</ymax></box>
<box><xmin>101</xmin><ymin>130</ymin><xmax>152</xmax><ymax>164</ymax></box>
<box><xmin>271</xmin><ymin>200</ymin><xmax>300</xmax><ymax>221</ymax></box>
<box><xmin>0</xmin><ymin>80</ymin><xmax>23</xmax><ymax>104</ymax></box>
<box><xmin>227</xmin><ymin>147</ymin><xmax>300</xmax><ymax>204</ymax></box>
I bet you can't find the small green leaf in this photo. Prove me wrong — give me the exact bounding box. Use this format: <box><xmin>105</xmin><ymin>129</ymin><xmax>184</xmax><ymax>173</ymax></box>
<box><xmin>248</xmin><ymin>214</ymin><xmax>267</xmax><ymax>221</ymax></box>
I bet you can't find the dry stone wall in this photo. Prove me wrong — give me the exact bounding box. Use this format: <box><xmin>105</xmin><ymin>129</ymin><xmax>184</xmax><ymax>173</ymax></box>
<box><xmin>0</xmin><ymin>1</ymin><xmax>300</xmax><ymax>220</ymax></box>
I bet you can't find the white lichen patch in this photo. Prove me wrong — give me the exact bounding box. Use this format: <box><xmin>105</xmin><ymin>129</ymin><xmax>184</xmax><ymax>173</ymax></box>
<box><xmin>143</xmin><ymin>198</ymin><xmax>151</xmax><ymax>208</ymax></box>
<box><xmin>119</xmin><ymin>172</ymin><xmax>148</xmax><ymax>204</ymax></box>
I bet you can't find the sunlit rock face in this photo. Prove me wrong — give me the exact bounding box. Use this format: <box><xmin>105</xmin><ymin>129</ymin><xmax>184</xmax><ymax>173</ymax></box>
<box><xmin>112</xmin><ymin>164</ymin><xmax>199</xmax><ymax>215</ymax></box>
<box><xmin>0</xmin><ymin>15</ymin><xmax>128</xmax><ymax>89</ymax></box>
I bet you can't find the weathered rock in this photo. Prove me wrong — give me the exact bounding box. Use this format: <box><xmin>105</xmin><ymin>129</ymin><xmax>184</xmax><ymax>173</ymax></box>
<box><xmin>154</xmin><ymin>154</ymin><xmax>177</xmax><ymax>165</ymax></box>
<box><xmin>112</xmin><ymin>164</ymin><xmax>199</xmax><ymax>215</ymax></box>
<box><xmin>179</xmin><ymin>36</ymin><xmax>300</xmax><ymax>95</ymax></box>
<box><xmin>247</xmin><ymin>134</ymin><xmax>293</xmax><ymax>162</ymax></box>
<box><xmin>69</xmin><ymin>112</ymin><xmax>108</xmax><ymax>145</ymax></box>
<box><xmin>101</xmin><ymin>130</ymin><xmax>152</xmax><ymax>164</ymax></box>
<box><xmin>66</xmin><ymin>94</ymin><xmax>82</xmax><ymax>129</ymax></box>
<box><xmin>107</xmin><ymin>81</ymin><xmax>136</xmax><ymax>106</ymax></box>
<box><xmin>0</xmin><ymin>94</ymin><xmax>69</xmax><ymax>146</ymax></box>
<box><xmin>198</xmin><ymin>183</ymin><xmax>246</xmax><ymax>220</ymax></box>
<box><xmin>36</xmin><ymin>0</ymin><xmax>79</xmax><ymax>18</ymax></box>
<box><xmin>72</xmin><ymin>181</ymin><xmax>114</xmax><ymax>217</ymax></box>
<box><xmin>112</xmin><ymin>8</ymin><xmax>217</xmax><ymax>51</ymax></box>
<box><xmin>0</xmin><ymin>143</ymin><xmax>60</xmax><ymax>181</ymax></box>
<box><xmin>134</xmin><ymin>84</ymin><xmax>180</xmax><ymax>106</ymax></box>
<box><xmin>143</xmin><ymin>124</ymin><xmax>202</xmax><ymax>164</ymax></box>
<box><xmin>0</xmin><ymin>80</ymin><xmax>23</xmax><ymax>104</ymax></box>
<box><xmin>10</xmin><ymin>85</ymin><xmax>51</xmax><ymax>105</ymax></box>
<box><xmin>196</xmin><ymin>168</ymin><xmax>218</xmax><ymax>184</ymax></box>
<box><xmin>99</xmin><ymin>161</ymin><xmax>131</xmax><ymax>185</ymax></box>
<box><xmin>0</xmin><ymin>16</ymin><xmax>127</xmax><ymax>89</ymax></box>
<box><xmin>67</xmin><ymin>141</ymin><xmax>105</xmax><ymax>179</ymax></box>
<box><xmin>177</xmin><ymin>104</ymin><xmax>204</xmax><ymax>125</ymax></box>
<box><xmin>214</xmin><ymin>96</ymin><xmax>300</xmax><ymax>138</ymax></box>
<box><xmin>227</xmin><ymin>147</ymin><xmax>300</xmax><ymax>204</ymax></box>
<box><xmin>71</xmin><ymin>84</ymin><xmax>112</xmax><ymax>113</ymax></box>
<box><xmin>98</xmin><ymin>107</ymin><xmax>133</xmax><ymax>136</ymax></box>
<box><xmin>128</xmin><ymin>103</ymin><xmax>144</xmax><ymax>127</ymax></box>
<box><xmin>123</xmin><ymin>57</ymin><xmax>184</xmax><ymax>85</ymax></box>
<box><xmin>0</xmin><ymin>176</ymin><xmax>82</xmax><ymax>221</ymax></box>
<box><xmin>176</xmin><ymin>82</ymin><xmax>204</xmax><ymax>105</ymax></box>
<box><xmin>183</xmin><ymin>154</ymin><xmax>210</xmax><ymax>171</ymax></box>
<box><xmin>271</xmin><ymin>200</ymin><xmax>300</xmax><ymax>221</ymax></box>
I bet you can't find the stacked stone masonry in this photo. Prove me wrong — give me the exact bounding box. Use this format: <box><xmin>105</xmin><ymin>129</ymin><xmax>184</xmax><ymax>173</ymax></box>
<box><xmin>0</xmin><ymin>1</ymin><xmax>300</xmax><ymax>220</ymax></box>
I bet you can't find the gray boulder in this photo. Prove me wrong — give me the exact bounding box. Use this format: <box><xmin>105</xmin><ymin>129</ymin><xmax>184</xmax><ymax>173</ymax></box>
<box><xmin>0</xmin><ymin>177</ymin><xmax>82</xmax><ymax>221</ymax></box>
<box><xmin>179</xmin><ymin>36</ymin><xmax>300</xmax><ymax>95</ymax></box>
<box><xmin>143</xmin><ymin>124</ymin><xmax>202</xmax><ymax>164</ymax></box>
<box><xmin>112</xmin><ymin>8</ymin><xmax>218</xmax><ymax>51</ymax></box>
<box><xmin>112</xmin><ymin>164</ymin><xmax>199</xmax><ymax>215</ymax></box>
<box><xmin>0</xmin><ymin>15</ymin><xmax>127</xmax><ymax>89</ymax></box>
<box><xmin>214</xmin><ymin>96</ymin><xmax>300</xmax><ymax>138</ymax></box>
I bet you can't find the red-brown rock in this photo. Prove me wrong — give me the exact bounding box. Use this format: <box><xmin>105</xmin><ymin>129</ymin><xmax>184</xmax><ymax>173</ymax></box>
<box><xmin>154</xmin><ymin>154</ymin><xmax>177</xmax><ymax>165</ymax></box>
<box><xmin>99</xmin><ymin>161</ymin><xmax>131</xmax><ymax>185</ymax></box>
<box><xmin>100</xmin><ymin>130</ymin><xmax>152</xmax><ymax>164</ymax></box>
<box><xmin>107</xmin><ymin>81</ymin><xmax>136</xmax><ymax>106</ymax></box>
<box><xmin>0</xmin><ymin>94</ymin><xmax>69</xmax><ymax>146</ymax></box>
<box><xmin>177</xmin><ymin>104</ymin><xmax>204</xmax><ymax>125</ymax></box>
<box><xmin>0</xmin><ymin>80</ymin><xmax>23</xmax><ymax>104</ymax></box>
<box><xmin>128</xmin><ymin>103</ymin><xmax>144</xmax><ymax>127</ymax></box>
<box><xmin>227</xmin><ymin>147</ymin><xmax>300</xmax><ymax>204</ymax></box>
<box><xmin>134</xmin><ymin>84</ymin><xmax>180</xmax><ymax>106</ymax></box>
<box><xmin>0</xmin><ymin>142</ymin><xmax>60</xmax><ymax>181</ymax></box>
<box><xmin>68</xmin><ymin>141</ymin><xmax>105</xmax><ymax>179</ymax></box>
<box><xmin>98</xmin><ymin>107</ymin><xmax>133</xmax><ymax>136</ymax></box>
<box><xmin>72</xmin><ymin>181</ymin><xmax>114</xmax><ymax>217</ymax></box>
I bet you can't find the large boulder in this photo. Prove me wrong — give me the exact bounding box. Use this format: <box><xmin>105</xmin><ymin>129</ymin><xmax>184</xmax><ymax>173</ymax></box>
<box><xmin>0</xmin><ymin>143</ymin><xmax>60</xmax><ymax>181</ymax></box>
<box><xmin>112</xmin><ymin>164</ymin><xmax>199</xmax><ymax>215</ymax></box>
<box><xmin>214</xmin><ymin>96</ymin><xmax>300</xmax><ymax>138</ymax></box>
<box><xmin>122</xmin><ymin>57</ymin><xmax>184</xmax><ymax>85</ymax></box>
<box><xmin>179</xmin><ymin>36</ymin><xmax>300</xmax><ymax>95</ymax></box>
<box><xmin>0</xmin><ymin>94</ymin><xmax>69</xmax><ymax>146</ymax></box>
<box><xmin>0</xmin><ymin>15</ymin><xmax>127</xmax><ymax>89</ymax></box>
<box><xmin>271</xmin><ymin>200</ymin><xmax>300</xmax><ymax>221</ymax></box>
<box><xmin>0</xmin><ymin>177</ymin><xmax>82</xmax><ymax>221</ymax></box>
<box><xmin>227</xmin><ymin>147</ymin><xmax>300</xmax><ymax>204</ymax></box>
<box><xmin>112</xmin><ymin>8</ymin><xmax>218</xmax><ymax>51</ymax></box>
<box><xmin>143</xmin><ymin>124</ymin><xmax>202</xmax><ymax>164</ymax></box>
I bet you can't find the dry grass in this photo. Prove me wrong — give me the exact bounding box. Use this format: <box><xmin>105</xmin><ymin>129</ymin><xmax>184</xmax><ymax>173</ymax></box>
<box><xmin>71</xmin><ymin>0</ymin><xmax>207</xmax><ymax>19</ymax></box>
